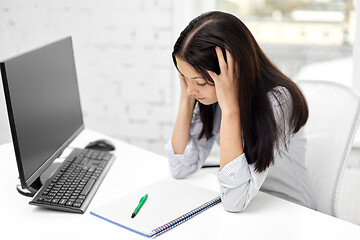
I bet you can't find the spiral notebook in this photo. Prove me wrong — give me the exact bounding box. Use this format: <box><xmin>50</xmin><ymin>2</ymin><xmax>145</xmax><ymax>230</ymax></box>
<box><xmin>90</xmin><ymin>178</ymin><xmax>221</xmax><ymax>238</ymax></box>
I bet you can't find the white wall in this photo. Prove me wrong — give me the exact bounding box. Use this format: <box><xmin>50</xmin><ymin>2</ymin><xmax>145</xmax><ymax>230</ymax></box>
<box><xmin>0</xmin><ymin>0</ymin><xmax>176</xmax><ymax>155</ymax></box>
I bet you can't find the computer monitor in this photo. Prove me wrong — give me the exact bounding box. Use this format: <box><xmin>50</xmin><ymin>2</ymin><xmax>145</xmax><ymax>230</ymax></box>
<box><xmin>0</xmin><ymin>37</ymin><xmax>84</xmax><ymax>196</ymax></box>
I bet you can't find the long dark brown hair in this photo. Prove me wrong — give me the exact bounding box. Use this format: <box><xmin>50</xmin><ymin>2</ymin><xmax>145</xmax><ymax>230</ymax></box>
<box><xmin>172</xmin><ymin>11</ymin><xmax>308</xmax><ymax>172</ymax></box>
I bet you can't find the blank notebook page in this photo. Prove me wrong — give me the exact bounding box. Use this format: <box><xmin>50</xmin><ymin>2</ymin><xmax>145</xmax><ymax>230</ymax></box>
<box><xmin>91</xmin><ymin>177</ymin><xmax>220</xmax><ymax>235</ymax></box>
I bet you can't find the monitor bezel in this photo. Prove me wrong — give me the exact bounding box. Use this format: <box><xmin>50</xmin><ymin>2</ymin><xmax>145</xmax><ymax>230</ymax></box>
<box><xmin>0</xmin><ymin>37</ymin><xmax>84</xmax><ymax>190</ymax></box>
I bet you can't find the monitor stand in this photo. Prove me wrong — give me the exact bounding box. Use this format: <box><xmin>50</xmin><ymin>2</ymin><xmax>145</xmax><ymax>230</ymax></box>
<box><xmin>16</xmin><ymin>161</ymin><xmax>62</xmax><ymax>197</ymax></box>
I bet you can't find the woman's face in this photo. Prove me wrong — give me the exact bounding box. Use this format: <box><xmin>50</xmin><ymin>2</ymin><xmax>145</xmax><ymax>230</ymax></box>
<box><xmin>175</xmin><ymin>57</ymin><xmax>217</xmax><ymax>105</ymax></box>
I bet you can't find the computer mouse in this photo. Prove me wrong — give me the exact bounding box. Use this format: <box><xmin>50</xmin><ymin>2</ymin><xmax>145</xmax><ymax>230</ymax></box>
<box><xmin>85</xmin><ymin>139</ymin><xmax>115</xmax><ymax>151</ymax></box>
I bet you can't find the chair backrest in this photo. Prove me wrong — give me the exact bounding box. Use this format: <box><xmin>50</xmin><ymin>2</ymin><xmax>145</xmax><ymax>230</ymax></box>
<box><xmin>297</xmin><ymin>80</ymin><xmax>360</xmax><ymax>217</ymax></box>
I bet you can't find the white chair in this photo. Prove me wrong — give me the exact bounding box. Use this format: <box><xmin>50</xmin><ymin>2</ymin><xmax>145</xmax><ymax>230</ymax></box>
<box><xmin>297</xmin><ymin>80</ymin><xmax>360</xmax><ymax>217</ymax></box>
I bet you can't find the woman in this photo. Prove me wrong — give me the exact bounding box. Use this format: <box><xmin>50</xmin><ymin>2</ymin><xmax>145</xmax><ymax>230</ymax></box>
<box><xmin>165</xmin><ymin>11</ymin><xmax>314</xmax><ymax>212</ymax></box>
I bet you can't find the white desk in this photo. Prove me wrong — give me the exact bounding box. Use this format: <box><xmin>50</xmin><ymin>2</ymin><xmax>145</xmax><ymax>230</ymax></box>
<box><xmin>1</xmin><ymin>129</ymin><xmax>360</xmax><ymax>239</ymax></box>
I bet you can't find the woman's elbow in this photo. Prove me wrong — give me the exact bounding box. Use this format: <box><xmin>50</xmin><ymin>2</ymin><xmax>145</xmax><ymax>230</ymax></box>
<box><xmin>169</xmin><ymin>166</ymin><xmax>185</xmax><ymax>179</ymax></box>
<box><xmin>170</xmin><ymin>169</ymin><xmax>186</xmax><ymax>179</ymax></box>
<box><xmin>222</xmin><ymin>200</ymin><xmax>247</xmax><ymax>213</ymax></box>
<box><xmin>221</xmin><ymin>192</ymin><xmax>250</xmax><ymax>213</ymax></box>
<box><xmin>168</xmin><ymin>160</ymin><xmax>199</xmax><ymax>179</ymax></box>
<box><xmin>169</xmin><ymin>164</ymin><xmax>196</xmax><ymax>179</ymax></box>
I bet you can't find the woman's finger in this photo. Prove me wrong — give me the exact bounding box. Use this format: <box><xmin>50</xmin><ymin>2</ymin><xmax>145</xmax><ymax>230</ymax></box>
<box><xmin>215</xmin><ymin>46</ymin><xmax>227</xmax><ymax>74</ymax></box>
<box><xmin>225</xmin><ymin>49</ymin><xmax>234</xmax><ymax>75</ymax></box>
<box><xmin>207</xmin><ymin>70</ymin><xmax>218</xmax><ymax>83</ymax></box>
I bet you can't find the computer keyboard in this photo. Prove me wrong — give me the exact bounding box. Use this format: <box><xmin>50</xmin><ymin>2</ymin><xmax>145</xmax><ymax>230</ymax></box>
<box><xmin>29</xmin><ymin>148</ymin><xmax>115</xmax><ymax>213</ymax></box>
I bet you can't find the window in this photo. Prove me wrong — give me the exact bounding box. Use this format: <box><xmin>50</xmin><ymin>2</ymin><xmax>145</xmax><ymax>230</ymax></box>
<box><xmin>217</xmin><ymin>0</ymin><xmax>355</xmax><ymax>45</ymax></box>
<box><xmin>217</xmin><ymin>0</ymin><xmax>356</xmax><ymax>85</ymax></box>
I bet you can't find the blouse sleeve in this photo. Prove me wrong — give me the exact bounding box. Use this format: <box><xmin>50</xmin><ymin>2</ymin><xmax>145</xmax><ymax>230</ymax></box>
<box><xmin>217</xmin><ymin>86</ymin><xmax>292</xmax><ymax>212</ymax></box>
<box><xmin>164</xmin><ymin>103</ymin><xmax>217</xmax><ymax>179</ymax></box>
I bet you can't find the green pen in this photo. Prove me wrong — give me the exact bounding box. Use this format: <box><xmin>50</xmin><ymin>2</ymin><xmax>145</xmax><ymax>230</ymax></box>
<box><xmin>131</xmin><ymin>194</ymin><xmax>148</xmax><ymax>218</ymax></box>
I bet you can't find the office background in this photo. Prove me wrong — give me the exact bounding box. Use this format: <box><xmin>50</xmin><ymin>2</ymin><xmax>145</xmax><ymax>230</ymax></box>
<box><xmin>0</xmin><ymin>0</ymin><xmax>360</xmax><ymax>225</ymax></box>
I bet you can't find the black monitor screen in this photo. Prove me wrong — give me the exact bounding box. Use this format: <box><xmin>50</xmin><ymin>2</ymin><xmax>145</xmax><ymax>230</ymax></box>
<box><xmin>0</xmin><ymin>37</ymin><xmax>84</xmax><ymax>188</ymax></box>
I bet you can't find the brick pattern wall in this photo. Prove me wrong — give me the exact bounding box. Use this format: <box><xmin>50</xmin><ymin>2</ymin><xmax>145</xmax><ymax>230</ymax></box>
<box><xmin>0</xmin><ymin>0</ymin><xmax>176</xmax><ymax>155</ymax></box>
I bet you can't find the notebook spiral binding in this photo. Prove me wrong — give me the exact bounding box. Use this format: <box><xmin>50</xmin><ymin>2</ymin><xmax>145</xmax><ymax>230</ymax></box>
<box><xmin>150</xmin><ymin>196</ymin><xmax>221</xmax><ymax>238</ymax></box>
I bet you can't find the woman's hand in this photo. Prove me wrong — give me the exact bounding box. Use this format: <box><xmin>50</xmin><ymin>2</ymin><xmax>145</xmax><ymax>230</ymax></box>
<box><xmin>178</xmin><ymin>72</ymin><xmax>189</xmax><ymax>98</ymax></box>
<box><xmin>208</xmin><ymin>47</ymin><xmax>239</xmax><ymax>114</ymax></box>
<box><xmin>178</xmin><ymin>72</ymin><xmax>195</xmax><ymax>108</ymax></box>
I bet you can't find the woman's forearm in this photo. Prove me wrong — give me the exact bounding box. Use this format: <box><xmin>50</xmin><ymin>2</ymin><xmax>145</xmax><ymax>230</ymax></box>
<box><xmin>219</xmin><ymin>107</ymin><xmax>244</xmax><ymax>170</ymax></box>
<box><xmin>171</xmin><ymin>96</ymin><xmax>195</xmax><ymax>154</ymax></box>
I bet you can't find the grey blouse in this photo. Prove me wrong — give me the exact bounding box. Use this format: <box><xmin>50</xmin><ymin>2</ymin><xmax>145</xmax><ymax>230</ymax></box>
<box><xmin>165</xmin><ymin>86</ymin><xmax>314</xmax><ymax>212</ymax></box>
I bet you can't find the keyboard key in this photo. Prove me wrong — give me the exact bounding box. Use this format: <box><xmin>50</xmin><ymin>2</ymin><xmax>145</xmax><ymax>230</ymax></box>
<box><xmin>78</xmin><ymin>195</ymin><xmax>86</xmax><ymax>199</ymax></box>
<box><xmin>81</xmin><ymin>179</ymin><xmax>96</xmax><ymax>195</ymax></box>
<box><xmin>75</xmin><ymin>198</ymin><xmax>84</xmax><ymax>203</ymax></box>
<box><xmin>73</xmin><ymin>202</ymin><xmax>82</xmax><ymax>208</ymax></box>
